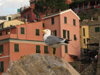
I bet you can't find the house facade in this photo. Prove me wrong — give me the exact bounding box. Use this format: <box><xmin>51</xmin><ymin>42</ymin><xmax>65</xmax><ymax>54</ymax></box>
<box><xmin>0</xmin><ymin>9</ymin><xmax>80</xmax><ymax>74</ymax></box>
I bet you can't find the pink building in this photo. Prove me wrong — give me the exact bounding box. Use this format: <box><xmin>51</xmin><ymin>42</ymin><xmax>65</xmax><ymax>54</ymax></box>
<box><xmin>0</xmin><ymin>9</ymin><xmax>80</xmax><ymax>74</ymax></box>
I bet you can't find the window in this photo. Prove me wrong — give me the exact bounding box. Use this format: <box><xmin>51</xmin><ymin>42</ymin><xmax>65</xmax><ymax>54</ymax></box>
<box><xmin>83</xmin><ymin>39</ymin><xmax>85</xmax><ymax>44</ymax></box>
<box><xmin>51</xmin><ymin>17</ymin><xmax>54</xmax><ymax>25</ymax></box>
<box><xmin>36</xmin><ymin>29</ymin><xmax>39</xmax><ymax>36</ymax></box>
<box><xmin>5</xmin><ymin>31</ymin><xmax>7</xmax><ymax>35</ymax></box>
<box><xmin>74</xmin><ymin>35</ymin><xmax>77</xmax><ymax>40</ymax></box>
<box><xmin>0</xmin><ymin>62</ymin><xmax>4</xmax><ymax>72</ymax></box>
<box><xmin>65</xmin><ymin>46</ymin><xmax>68</xmax><ymax>53</ymax></box>
<box><xmin>53</xmin><ymin>48</ymin><xmax>56</xmax><ymax>54</ymax></box>
<box><xmin>68</xmin><ymin>31</ymin><xmax>70</xmax><ymax>40</ymax></box>
<box><xmin>63</xmin><ymin>30</ymin><xmax>69</xmax><ymax>39</ymax></box>
<box><xmin>28</xmin><ymin>14</ymin><xmax>30</xmax><ymax>19</ymax></box>
<box><xmin>52</xmin><ymin>30</ymin><xmax>57</xmax><ymax>36</ymax></box>
<box><xmin>73</xmin><ymin>19</ymin><xmax>76</xmax><ymax>26</ymax></box>
<box><xmin>64</xmin><ymin>17</ymin><xmax>67</xmax><ymax>23</ymax></box>
<box><xmin>36</xmin><ymin>45</ymin><xmax>40</xmax><ymax>53</ymax></box>
<box><xmin>44</xmin><ymin>46</ymin><xmax>49</xmax><ymax>53</ymax></box>
<box><xmin>0</xmin><ymin>32</ymin><xmax>2</xmax><ymax>36</ymax></box>
<box><xmin>95</xmin><ymin>27</ymin><xmax>99</xmax><ymax>32</ymax></box>
<box><xmin>8</xmin><ymin>17</ymin><xmax>11</xmax><ymax>21</ymax></box>
<box><xmin>0</xmin><ymin>45</ymin><xmax>3</xmax><ymax>53</ymax></box>
<box><xmin>83</xmin><ymin>28</ymin><xmax>85</xmax><ymax>36</ymax></box>
<box><xmin>21</xmin><ymin>27</ymin><xmax>25</xmax><ymax>34</ymax></box>
<box><xmin>42</xmin><ymin>23</ymin><xmax>45</xmax><ymax>28</ymax></box>
<box><xmin>14</xmin><ymin>44</ymin><xmax>19</xmax><ymax>52</ymax></box>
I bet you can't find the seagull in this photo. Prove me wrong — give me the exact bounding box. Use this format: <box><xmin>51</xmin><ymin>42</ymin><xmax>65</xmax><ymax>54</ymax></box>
<box><xmin>42</xmin><ymin>29</ymin><xmax>71</xmax><ymax>55</ymax></box>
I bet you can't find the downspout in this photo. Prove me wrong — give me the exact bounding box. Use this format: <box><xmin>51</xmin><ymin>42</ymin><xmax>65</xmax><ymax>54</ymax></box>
<box><xmin>59</xmin><ymin>14</ymin><xmax>62</xmax><ymax>57</ymax></box>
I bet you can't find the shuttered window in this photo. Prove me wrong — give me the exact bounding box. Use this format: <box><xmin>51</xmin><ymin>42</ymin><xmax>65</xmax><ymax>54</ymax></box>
<box><xmin>0</xmin><ymin>32</ymin><xmax>2</xmax><ymax>36</ymax></box>
<box><xmin>63</xmin><ymin>30</ymin><xmax>66</xmax><ymax>38</ymax></box>
<box><xmin>65</xmin><ymin>46</ymin><xmax>68</xmax><ymax>53</ymax></box>
<box><xmin>64</xmin><ymin>17</ymin><xmax>67</xmax><ymax>23</ymax></box>
<box><xmin>28</xmin><ymin>14</ymin><xmax>30</xmax><ymax>19</ymax></box>
<box><xmin>68</xmin><ymin>31</ymin><xmax>70</xmax><ymax>40</ymax></box>
<box><xmin>21</xmin><ymin>27</ymin><xmax>25</xmax><ymax>34</ymax></box>
<box><xmin>0</xmin><ymin>45</ymin><xmax>3</xmax><ymax>53</ymax></box>
<box><xmin>95</xmin><ymin>27</ymin><xmax>99</xmax><ymax>32</ymax></box>
<box><xmin>51</xmin><ymin>17</ymin><xmax>54</xmax><ymax>25</ymax></box>
<box><xmin>74</xmin><ymin>35</ymin><xmax>77</xmax><ymax>40</ymax></box>
<box><xmin>83</xmin><ymin>28</ymin><xmax>85</xmax><ymax>36</ymax></box>
<box><xmin>83</xmin><ymin>39</ymin><xmax>85</xmax><ymax>44</ymax></box>
<box><xmin>44</xmin><ymin>46</ymin><xmax>48</xmax><ymax>53</ymax></box>
<box><xmin>36</xmin><ymin>29</ymin><xmax>39</xmax><ymax>36</ymax></box>
<box><xmin>73</xmin><ymin>19</ymin><xmax>76</xmax><ymax>26</ymax></box>
<box><xmin>43</xmin><ymin>23</ymin><xmax>45</xmax><ymax>28</ymax></box>
<box><xmin>53</xmin><ymin>48</ymin><xmax>56</xmax><ymax>54</ymax></box>
<box><xmin>0</xmin><ymin>62</ymin><xmax>4</xmax><ymax>72</ymax></box>
<box><xmin>36</xmin><ymin>45</ymin><xmax>40</xmax><ymax>53</ymax></box>
<box><xmin>14</xmin><ymin>44</ymin><xmax>19</xmax><ymax>52</ymax></box>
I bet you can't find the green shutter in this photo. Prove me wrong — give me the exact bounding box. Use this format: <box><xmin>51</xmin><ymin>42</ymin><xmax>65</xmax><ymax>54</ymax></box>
<box><xmin>73</xmin><ymin>19</ymin><xmax>76</xmax><ymax>26</ymax></box>
<box><xmin>74</xmin><ymin>35</ymin><xmax>77</xmax><ymax>40</ymax></box>
<box><xmin>68</xmin><ymin>31</ymin><xmax>70</xmax><ymax>39</ymax></box>
<box><xmin>83</xmin><ymin>39</ymin><xmax>85</xmax><ymax>44</ymax></box>
<box><xmin>36</xmin><ymin>29</ymin><xmax>39</xmax><ymax>36</ymax></box>
<box><xmin>21</xmin><ymin>27</ymin><xmax>25</xmax><ymax>34</ymax></box>
<box><xmin>51</xmin><ymin>17</ymin><xmax>54</xmax><ymax>25</ymax></box>
<box><xmin>63</xmin><ymin>30</ymin><xmax>66</xmax><ymax>38</ymax></box>
<box><xmin>14</xmin><ymin>44</ymin><xmax>19</xmax><ymax>52</ymax></box>
<box><xmin>0</xmin><ymin>32</ymin><xmax>2</xmax><ymax>36</ymax></box>
<box><xmin>53</xmin><ymin>48</ymin><xmax>56</xmax><ymax>54</ymax></box>
<box><xmin>0</xmin><ymin>62</ymin><xmax>4</xmax><ymax>72</ymax></box>
<box><xmin>65</xmin><ymin>46</ymin><xmax>68</xmax><ymax>53</ymax></box>
<box><xmin>44</xmin><ymin>46</ymin><xmax>48</xmax><ymax>53</ymax></box>
<box><xmin>28</xmin><ymin>14</ymin><xmax>30</xmax><ymax>19</ymax></box>
<box><xmin>95</xmin><ymin>27</ymin><xmax>99</xmax><ymax>32</ymax></box>
<box><xmin>0</xmin><ymin>45</ymin><xmax>3</xmax><ymax>53</ymax></box>
<box><xmin>43</xmin><ymin>23</ymin><xmax>45</xmax><ymax>28</ymax></box>
<box><xmin>83</xmin><ymin>28</ymin><xmax>85</xmax><ymax>36</ymax></box>
<box><xmin>36</xmin><ymin>45</ymin><xmax>40</xmax><ymax>53</ymax></box>
<box><xmin>55</xmin><ymin>30</ymin><xmax>57</xmax><ymax>36</ymax></box>
<box><xmin>64</xmin><ymin>17</ymin><xmax>67</xmax><ymax>23</ymax></box>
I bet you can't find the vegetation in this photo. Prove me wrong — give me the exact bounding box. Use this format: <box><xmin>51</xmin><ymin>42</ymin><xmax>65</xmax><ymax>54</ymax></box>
<box><xmin>33</xmin><ymin>0</ymin><xmax>68</xmax><ymax>15</ymax></box>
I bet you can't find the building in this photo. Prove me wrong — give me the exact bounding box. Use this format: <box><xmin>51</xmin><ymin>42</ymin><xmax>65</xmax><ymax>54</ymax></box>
<box><xmin>0</xmin><ymin>20</ymin><xmax>24</xmax><ymax>29</ymax></box>
<box><xmin>0</xmin><ymin>9</ymin><xmax>80</xmax><ymax>74</ymax></box>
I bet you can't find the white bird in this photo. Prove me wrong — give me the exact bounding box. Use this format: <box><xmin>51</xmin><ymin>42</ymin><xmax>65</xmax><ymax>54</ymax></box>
<box><xmin>42</xmin><ymin>29</ymin><xmax>71</xmax><ymax>55</ymax></box>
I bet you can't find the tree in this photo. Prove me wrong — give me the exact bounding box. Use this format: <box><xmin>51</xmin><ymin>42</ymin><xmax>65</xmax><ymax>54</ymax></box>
<box><xmin>33</xmin><ymin>0</ymin><xmax>68</xmax><ymax>15</ymax></box>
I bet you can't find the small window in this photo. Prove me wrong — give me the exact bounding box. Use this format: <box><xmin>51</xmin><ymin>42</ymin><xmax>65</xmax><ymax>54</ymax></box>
<box><xmin>14</xmin><ymin>44</ymin><xmax>19</xmax><ymax>52</ymax></box>
<box><xmin>64</xmin><ymin>17</ymin><xmax>67</xmax><ymax>23</ymax></box>
<box><xmin>51</xmin><ymin>17</ymin><xmax>54</xmax><ymax>25</ymax></box>
<box><xmin>52</xmin><ymin>30</ymin><xmax>57</xmax><ymax>36</ymax></box>
<box><xmin>8</xmin><ymin>17</ymin><xmax>11</xmax><ymax>21</ymax></box>
<box><xmin>83</xmin><ymin>39</ymin><xmax>85</xmax><ymax>44</ymax></box>
<box><xmin>73</xmin><ymin>19</ymin><xmax>76</xmax><ymax>26</ymax></box>
<box><xmin>65</xmin><ymin>46</ymin><xmax>68</xmax><ymax>53</ymax></box>
<box><xmin>0</xmin><ymin>61</ymin><xmax>4</xmax><ymax>72</ymax></box>
<box><xmin>36</xmin><ymin>29</ymin><xmax>39</xmax><ymax>36</ymax></box>
<box><xmin>5</xmin><ymin>31</ymin><xmax>7</xmax><ymax>35</ymax></box>
<box><xmin>83</xmin><ymin>28</ymin><xmax>85</xmax><ymax>36</ymax></box>
<box><xmin>44</xmin><ymin>46</ymin><xmax>49</xmax><ymax>53</ymax></box>
<box><xmin>95</xmin><ymin>27</ymin><xmax>99</xmax><ymax>32</ymax></box>
<box><xmin>0</xmin><ymin>32</ymin><xmax>2</xmax><ymax>36</ymax></box>
<box><xmin>63</xmin><ymin>30</ymin><xmax>66</xmax><ymax>38</ymax></box>
<box><xmin>0</xmin><ymin>45</ymin><xmax>3</xmax><ymax>53</ymax></box>
<box><xmin>21</xmin><ymin>27</ymin><xmax>25</xmax><ymax>34</ymax></box>
<box><xmin>42</xmin><ymin>23</ymin><xmax>45</xmax><ymax>28</ymax></box>
<box><xmin>28</xmin><ymin>14</ymin><xmax>30</xmax><ymax>19</ymax></box>
<box><xmin>36</xmin><ymin>45</ymin><xmax>40</xmax><ymax>53</ymax></box>
<box><xmin>74</xmin><ymin>35</ymin><xmax>77</xmax><ymax>40</ymax></box>
<box><xmin>53</xmin><ymin>48</ymin><xmax>56</xmax><ymax>54</ymax></box>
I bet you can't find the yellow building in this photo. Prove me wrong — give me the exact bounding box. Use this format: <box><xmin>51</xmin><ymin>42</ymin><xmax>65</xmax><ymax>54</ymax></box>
<box><xmin>0</xmin><ymin>20</ymin><xmax>24</xmax><ymax>29</ymax></box>
<box><xmin>80</xmin><ymin>25</ymin><xmax>89</xmax><ymax>49</ymax></box>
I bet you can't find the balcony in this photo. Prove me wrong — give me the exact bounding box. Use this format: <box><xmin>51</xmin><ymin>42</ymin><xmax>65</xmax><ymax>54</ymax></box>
<box><xmin>0</xmin><ymin>34</ymin><xmax>17</xmax><ymax>40</ymax></box>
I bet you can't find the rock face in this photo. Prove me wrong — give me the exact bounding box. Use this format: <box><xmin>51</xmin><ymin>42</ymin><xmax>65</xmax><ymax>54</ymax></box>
<box><xmin>4</xmin><ymin>54</ymin><xmax>80</xmax><ymax>75</ymax></box>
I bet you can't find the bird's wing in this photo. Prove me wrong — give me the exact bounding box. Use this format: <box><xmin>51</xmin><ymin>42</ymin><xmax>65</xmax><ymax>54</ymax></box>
<box><xmin>44</xmin><ymin>35</ymin><xmax>64</xmax><ymax>45</ymax></box>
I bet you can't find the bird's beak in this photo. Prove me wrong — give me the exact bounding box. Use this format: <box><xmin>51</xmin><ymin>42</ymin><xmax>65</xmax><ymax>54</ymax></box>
<box><xmin>41</xmin><ymin>30</ymin><xmax>45</xmax><ymax>32</ymax></box>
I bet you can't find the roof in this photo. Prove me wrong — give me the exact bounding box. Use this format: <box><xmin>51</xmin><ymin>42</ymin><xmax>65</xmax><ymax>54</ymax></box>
<box><xmin>0</xmin><ymin>26</ymin><xmax>16</xmax><ymax>32</ymax></box>
<box><xmin>42</xmin><ymin>9</ymin><xmax>80</xmax><ymax>20</ymax></box>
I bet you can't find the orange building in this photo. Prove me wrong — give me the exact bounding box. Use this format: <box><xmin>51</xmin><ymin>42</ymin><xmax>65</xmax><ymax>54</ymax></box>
<box><xmin>0</xmin><ymin>9</ymin><xmax>80</xmax><ymax>74</ymax></box>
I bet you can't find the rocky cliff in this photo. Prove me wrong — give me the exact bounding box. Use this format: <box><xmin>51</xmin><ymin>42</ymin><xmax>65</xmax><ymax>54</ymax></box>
<box><xmin>3</xmin><ymin>54</ymin><xmax>80</xmax><ymax>75</ymax></box>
